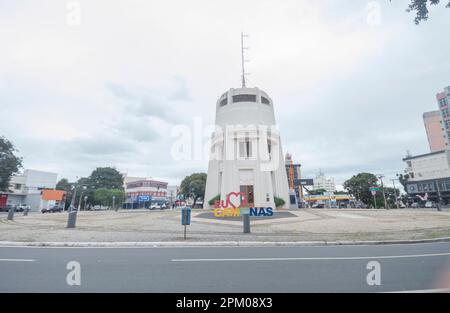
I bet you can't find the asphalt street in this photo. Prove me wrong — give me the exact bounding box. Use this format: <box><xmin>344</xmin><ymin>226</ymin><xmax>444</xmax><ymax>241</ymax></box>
<box><xmin>1</xmin><ymin>242</ymin><xmax>450</xmax><ymax>292</ymax></box>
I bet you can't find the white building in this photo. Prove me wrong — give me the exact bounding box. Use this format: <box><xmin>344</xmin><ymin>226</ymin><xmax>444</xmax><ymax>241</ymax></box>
<box><xmin>313</xmin><ymin>171</ymin><xmax>336</xmax><ymax>193</ymax></box>
<box><xmin>402</xmin><ymin>150</ymin><xmax>450</xmax><ymax>203</ymax></box>
<box><xmin>0</xmin><ymin>169</ymin><xmax>58</xmax><ymax>211</ymax></box>
<box><xmin>403</xmin><ymin>150</ymin><xmax>450</xmax><ymax>182</ymax></box>
<box><xmin>204</xmin><ymin>87</ymin><xmax>290</xmax><ymax>209</ymax></box>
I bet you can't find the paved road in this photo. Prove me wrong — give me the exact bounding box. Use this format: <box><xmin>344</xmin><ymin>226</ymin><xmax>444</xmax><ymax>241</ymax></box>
<box><xmin>1</xmin><ymin>242</ymin><xmax>450</xmax><ymax>292</ymax></box>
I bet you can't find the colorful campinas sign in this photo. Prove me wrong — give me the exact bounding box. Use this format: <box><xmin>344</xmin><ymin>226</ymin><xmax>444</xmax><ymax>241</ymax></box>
<box><xmin>213</xmin><ymin>192</ymin><xmax>273</xmax><ymax>217</ymax></box>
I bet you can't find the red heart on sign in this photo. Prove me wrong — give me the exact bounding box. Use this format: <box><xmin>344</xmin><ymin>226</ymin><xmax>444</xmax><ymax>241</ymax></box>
<box><xmin>226</xmin><ymin>192</ymin><xmax>245</xmax><ymax>208</ymax></box>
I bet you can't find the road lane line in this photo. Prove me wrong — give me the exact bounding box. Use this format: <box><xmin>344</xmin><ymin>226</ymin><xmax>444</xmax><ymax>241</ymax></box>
<box><xmin>0</xmin><ymin>259</ymin><xmax>36</xmax><ymax>262</ymax></box>
<box><xmin>172</xmin><ymin>251</ymin><xmax>450</xmax><ymax>262</ymax></box>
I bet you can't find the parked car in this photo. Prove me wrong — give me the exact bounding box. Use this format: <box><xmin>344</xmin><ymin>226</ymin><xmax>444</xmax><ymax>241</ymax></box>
<box><xmin>425</xmin><ymin>201</ymin><xmax>435</xmax><ymax>208</ymax></box>
<box><xmin>92</xmin><ymin>205</ymin><xmax>108</xmax><ymax>211</ymax></box>
<box><xmin>15</xmin><ymin>204</ymin><xmax>30</xmax><ymax>212</ymax></box>
<box><xmin>411</xmin><ymin>202</ymin><xmax>420</xmax><ymax>208</ymax></box>
<box><xmin>150</xmin><ymin>203</ymin><xmax>167</xmax><ymax>210</ymax></box>
<box><xmin>41</xmin><ymin>206</ymin><xmax>63</xmax><ymax>214</ymax></box>
<box><xmin>312</xmin><ymin>203</ymin><xmax>325</xmax><ymax>209</ymax></box>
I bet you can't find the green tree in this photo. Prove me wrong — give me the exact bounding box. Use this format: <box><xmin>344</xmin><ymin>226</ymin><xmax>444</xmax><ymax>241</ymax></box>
<box><xmin>344</xmin><ymin>173</ymin><xmax>379</xmax><ymax>206</ymax></box>
<box><xmin>180</xmin><ymin>173</ymin><xmax>207</xmax><ymax>207</ymax></box>
<box><xmin>308</xmin><ymin>188</ymin><xmax>327</xmax><ymax>196</ymax></box>
<box><xmin>94</xmin><ymin>189</ymin><xmax>125</xmax><ymax>207</ymax></box>
<box><xmin>87</xmin><ymin>167</ymin><xmax>124</xmax><ymax>190</ymax></box>
<box><xmin>0</xmin><ymin>136</ymin><xmax>23</xmax><ymax>192</ymax></box>
<box><xmin>399</xmin><ymin>0</ymin><xmax>450</xmax><ymax>24</ymax></box>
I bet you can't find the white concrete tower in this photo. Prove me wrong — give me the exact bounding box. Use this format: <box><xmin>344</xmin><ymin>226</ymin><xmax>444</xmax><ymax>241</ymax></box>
<box><xmin>204</xmin><ymin>87</ymin><xmax>290</xmax><ymax>209</ymax></box>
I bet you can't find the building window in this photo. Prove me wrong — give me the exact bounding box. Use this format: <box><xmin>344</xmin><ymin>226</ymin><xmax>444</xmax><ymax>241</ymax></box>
<box><xmin>238</xmin><ymin>139</ymin><xmax>253</xmax><ymax>159</ymax></box>
<box><xmin>15</xmin><ymin>184</ymin><xmax>21</xmax><ymax>190</ymax></box>
<box><xmin>232</xmin><ymin>94</ymin><xmax>257</xmax><ymax>103</ymax></box>
<box><xmin>261</xmin><ymin>96</ymin><xmax>270</xmax><ymax>105</ymax></box>
<box><xmin>219</xmin><ymin>98</ymin><xmax>228</xmax><ymax>107</ymax></box>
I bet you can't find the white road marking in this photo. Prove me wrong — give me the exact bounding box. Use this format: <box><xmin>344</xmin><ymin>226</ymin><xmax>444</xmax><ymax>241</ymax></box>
<box><xmin>172</xmin><ymin>251</ymin><xmax>450</xmax><ymax>262</ymax></box>
<box><xmin>0</xmin><ymin>259</ymin><xmax>35</xmax><ymax>262</ymax></box>
<box><xmin>385</xmin><ymin>288</ymin><xmax>450</xmax><ymax>293</ymax></box>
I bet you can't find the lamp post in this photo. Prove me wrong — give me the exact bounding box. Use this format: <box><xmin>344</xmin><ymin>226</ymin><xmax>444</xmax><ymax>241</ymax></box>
<box><xmin>67</xmin><ymin>185</ymin><xmax>78</xmax><ymax>228</ymax></box>
<box><xmin>434</xmin><ymin>180</ymin><xmax>442</xmax><ymax>212</ymax></box>
<box><xmin>83</xmin><ymin>195</ymin><xmax>88</xmax><ymax>210</ymax></box>
<box><xmin>391</xmin><ymin>179</ymin><xmax>400</xmax><ymax>209</ymax></box>
<box><xmin>112</xmin><ymin>195</ymin><xmax>116</xmax><ymax>211</ymax></box>
<box><xmin>78</xmin><ymin>186</ymin><xmax>87</xmax><ymax>211</ymax></box>
<box><xmin>377</xmin><ymin>174</ymin><xmax>388</xmax><ymax>210</ymax></box>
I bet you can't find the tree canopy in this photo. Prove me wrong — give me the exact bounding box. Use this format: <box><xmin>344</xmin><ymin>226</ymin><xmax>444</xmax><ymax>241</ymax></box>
<box><xmin>344</xmin><ymin>173</ymin><xmax>379</xmax><ymax>206</ymax></box>
<box><xmin>0</xmin><ymin>136</ymin><xmax>22</xmax><ymax>192</ymax></box>
<box><xmin>87</xmin><ymin>167</ymin><xmax>124</xmax><ymax>190</ymax></box>
<box><xmin>403</xmin><ymin>0</ymin><xmax>450</xmax><ymax>24</ymax></box>
<box><xmin>94</xmin><ymin>188</ymin><xmax>125</xmax><ymax>208</ymax></box>
<box><xmin>180</xmin><ymin>173</ymin><xmax>207</xmax><ymax>207</ymax></box>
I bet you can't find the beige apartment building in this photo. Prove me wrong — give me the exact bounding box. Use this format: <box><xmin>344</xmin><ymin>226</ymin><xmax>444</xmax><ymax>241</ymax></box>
<box><xmin>423</xmin><ymin>110</ymin><xmax>448</xmax><ymax>152</ymax></box>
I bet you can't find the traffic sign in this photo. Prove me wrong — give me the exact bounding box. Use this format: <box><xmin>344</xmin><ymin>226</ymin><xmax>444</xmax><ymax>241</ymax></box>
<box><xmin>369</xmin><ymin>187</ymin><xmax>380</xmax><ymax>192</ymax></box>
<box><xmin>138</xmin><ymin>195</ymin><xmax>150</xmax><ymax>202</ymax></box>
<box><xmin>371</xmin><ymin>190</ymin><xmax>377</xmax><ymax>196</ymax></box>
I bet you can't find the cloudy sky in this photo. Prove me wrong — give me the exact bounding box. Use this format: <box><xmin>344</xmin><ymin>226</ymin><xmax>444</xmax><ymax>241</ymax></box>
<box><xmin>1</xmin><ymin>0</ymin><xmax>449</xmax><ymax>187</ymax></box>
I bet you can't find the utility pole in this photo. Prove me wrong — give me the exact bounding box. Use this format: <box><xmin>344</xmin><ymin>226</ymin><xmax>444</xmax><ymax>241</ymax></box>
<box><xmin>435</xmin><ymin>180</ymin><xmax>442</xmax><ymax>212</ymax></box>
<box><xmin>391</xmin><ymin>179</ymin><xmax>400</xmax><ymax>209</ymax></box>
<box><xmin>378</xmin><ymin>175</ymin><xmax>388</xmax><ymax>210</ymax></box>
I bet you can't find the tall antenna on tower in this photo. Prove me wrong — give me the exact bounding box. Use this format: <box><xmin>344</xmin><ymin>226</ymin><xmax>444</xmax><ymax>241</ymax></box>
<box><xmin>241</xmin><ymin>32</ymin><xmax>249</xmax><ymax>88</ymax></box>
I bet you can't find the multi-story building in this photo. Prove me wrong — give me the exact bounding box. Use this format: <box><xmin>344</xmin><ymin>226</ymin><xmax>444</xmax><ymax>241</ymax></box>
<box><xmin>403</xmin><ymin>150</ymin><xmax>450</xmax><ymax>203</ymax></box>
<box><xmin>436</xmin><ymin>86</ymin><xmax>450</xmax><ymax>146</ymax></box>
<box><xmin>313</xmin><ymin>171</ymin><xmax>336</xmax><ymax>193</ymax></box>
<box><xmin>0</xmin><ymin>169</ymin><xmax>58</xmax><ymax>211</ymax></box>
<box><xmin>285</xmin><ymin>153</ymin><xmax>302</xmax><ymax>202</ymax></box>
<box><xmin>423</xmin><ymin>111</ymin><xmax>448</xmax><ymax>152</ymax></box>
<box><xmin>124</xmin><ymin>179</ymin><xmax>168</xmax><ymax>208</ymax></box>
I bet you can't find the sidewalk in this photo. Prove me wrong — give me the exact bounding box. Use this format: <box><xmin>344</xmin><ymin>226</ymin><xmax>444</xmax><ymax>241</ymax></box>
<box><xmin>1</xmin><ymin>209</ymin><xmax>450</xmax><ymax>243</ymax></box>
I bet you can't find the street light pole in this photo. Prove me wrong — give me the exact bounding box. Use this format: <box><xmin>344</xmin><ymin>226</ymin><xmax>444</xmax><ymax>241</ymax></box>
<box><xmin>113</xmin><ymin>195</ymin><xmax>116</xmax><ymax>211</ymax></box>
<box><xmin>378</xmin><ymin>175</ymin><xmax>388</xmax><ymax>210</ymax></box>
<box><xmin>67</xmin><ymin>185</ymin><xmax>78</xmax><ymax>228</ymax></box>
<box><xmin>435</xmin><ymin>180</ymin><xmax>442</xmax><ymax>212</ymax></box>
<box><xmin>77</xmin><ymin>186</ymin><xmax>87</xmax><ymax>211</ymax></box>
<box><xmin>391</xmin><ymin>179</ymin><xmax>400</xmax><ymax>209</ymax></box>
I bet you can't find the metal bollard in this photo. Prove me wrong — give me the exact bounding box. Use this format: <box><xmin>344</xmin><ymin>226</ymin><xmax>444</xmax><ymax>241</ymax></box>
<box><xmin>243</xmin><ymin>213</ymin><xmax>251</xmax><ymax>233</ymax></box>
<box><xmin>23</xmin><ymin>208</ymin><xmax>29</xmax><ymax>216</ymax></box>
<box><xmin>67</xmin><ymin>209</ymin><xmax>77</xmax><ymax>228</ymax></box>
<box><xmin>7</xmin><ymin>207</ymin><xmax>15</xmax><ymax>221</ymax></box>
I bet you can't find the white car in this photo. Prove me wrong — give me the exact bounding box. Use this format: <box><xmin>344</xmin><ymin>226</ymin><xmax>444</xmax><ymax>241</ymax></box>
<box><xmin>150</xmin><ymin>203</ymin><xmax>167</xmax><ymax>210</ymax></box>
<box><xmin>16</xmin><ymin>204</ymin><xmax>30</xmax><ymax>212</ymax></box>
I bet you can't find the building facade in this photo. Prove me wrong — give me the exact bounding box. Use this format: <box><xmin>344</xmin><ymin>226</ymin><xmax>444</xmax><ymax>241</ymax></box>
<box><xmin>313</xmin><ymin>171</ymin><xmax>336</xmax><ymax>193</ymax></box>
<box><xmin>0</xmin><ymin>169</ymin><xmax>58</xmax><ymax>211</ymax></box>
<box><xmin>423</xmin><ymin>110</ymin><xmax>448</xmax><ymax>152</ymax></box>
<box><xmin>436</xmin><ymin>86</ymin><xmax>450</xmax><ymax>147</ymax></box>
<box><xmin>124</xmin><ymin>179</ymin><xmax>168</xmax><ymax>208</ymax></box>
<box><xmin>403</xmin><ymin>150</ymin><xmax>450</xmax><ymax>203</ymax></box>
<box><xmin>204</xmin><ymin>87</ymin><xmax>290</xmax><ymax>209</ymax></box>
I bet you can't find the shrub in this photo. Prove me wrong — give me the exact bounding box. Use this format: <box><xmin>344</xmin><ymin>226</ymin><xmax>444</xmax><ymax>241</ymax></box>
<box><xmin>274</xmin><ymin>196</ymin><xmax>285</xmax><ymax>208</ymax></box>
<box><xmin>208</xmin><ymin>194</ymin><xmax>220</xmax><ymax>206</ymax></box>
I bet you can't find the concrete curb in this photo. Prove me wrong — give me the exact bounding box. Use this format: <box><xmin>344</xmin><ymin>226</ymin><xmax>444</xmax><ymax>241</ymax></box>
<box><xmin>1</xmin><ymin>237</ymin><xmax>450</xmax><ymax>247</ymax></box>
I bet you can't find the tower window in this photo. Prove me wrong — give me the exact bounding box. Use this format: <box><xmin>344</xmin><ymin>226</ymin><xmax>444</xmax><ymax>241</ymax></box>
<box><xmin>232</xmin><ymin>94</ymin><xmax>257</xmax><ymax>103</ymax></box>
<box><xmin>219</xmin><ymin>98</ymin><xmax>228</xmax><ymax>106</ymax></box>
<box><xmin>261</xmin><ymin>96</ymin><xmax>270</xmax><ymax>105</ymax></box>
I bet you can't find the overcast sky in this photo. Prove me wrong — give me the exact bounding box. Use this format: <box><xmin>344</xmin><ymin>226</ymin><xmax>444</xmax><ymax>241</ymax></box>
<box><xmin>1</xmin><ymin>0</ymin><xmax>449</xmax><ymax>187</ymax></box>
